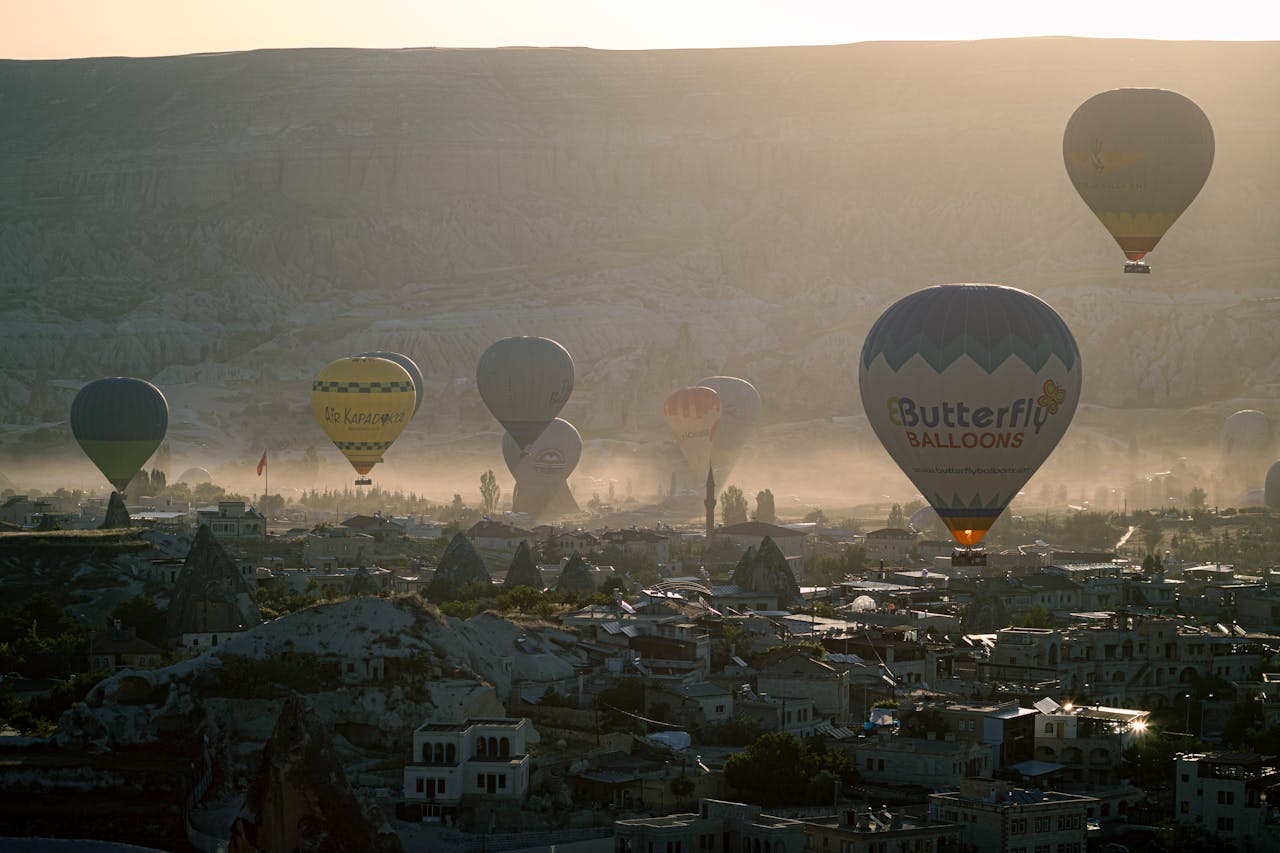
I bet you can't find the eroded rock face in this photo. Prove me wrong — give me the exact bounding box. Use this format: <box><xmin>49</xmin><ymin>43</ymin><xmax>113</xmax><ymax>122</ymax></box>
<box><xmin>730</xmin><ymin>536</ymin><xmax>801</xmax><ymax>604</ymax></box>
<box><xmin>504</xmin><ymin>540</ymin><xmax>543</xmax><ymax>589</ymax></box>
<box><xmin>429</xmin><ymin>532</ymin><xmax>491</xmax><ymax>600</ymax></box>
<box><xmin>554</xmin><ymin>551</ymin><xmax>594</xmax><ymax>596</ymax></box>
<box><xmin>98</xmin><ymin>491</ymin><xmax>132</xmax><ymax>529</ymax></box>
<box><xmin>165</xmin><ymin>524</ymin><xmax>262</xmax><ymax>644</ymax></box>
<box><xmin>229</xmin><ymin>693</ymin><xmax>402</xmax><ymax>853</ymax></box>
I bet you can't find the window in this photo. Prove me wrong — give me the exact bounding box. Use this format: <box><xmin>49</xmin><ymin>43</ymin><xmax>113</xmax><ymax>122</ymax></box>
<box><xmin>476</xmin><ymin>773</ymin><xmax>484</xmax><ymax>787</ymax></box>
<box><xmin>1011</xmin><ymin>819</ymin><xmax>1027</xmax><ymax>834</ymax></box>
<box><xmin>878</xmin><ymin>759</ymin><xmax>885</xmax><ymax>771</ymax></box>
<box><xmin>1034</xmin><ymin>817</ymin><xmax>1050</xmax><ymax>832</ymax></box>
<box><xmin>499</xmin><ymin>775</ymin><xmax>507</xmax><ymax>790</ymax></box>
<box><xmin>716</xmin><ymin>704</ymin><xmax>726</xmax><ymax>713</ymax></box>
<box><xmin>1034</xmin><ymin>846</ymin><xmax>1049</xmax><ymax>853</ymax></box>
<box><xmin>866</xmin><ymin>758</ymin><xmax>873</xmax><ymax>770</ymax></box>
<box><xmin>1216</xmin><ymin>791</ymin><xmax>1235</xmax><ymax>805</ymax></box>
<box><xmin>1044</xmin><ymin>723</ymin><xmax>1054</xmax><ymax>734</ymax></box>
<box><xmin>1180</xmin><ymin>801</ymin><xmax>1189</xmax><ymax>814</ymax></box>
<box><xmin>1216</xmin><ymin>817</ymin><xmax>1234</xmax><ymax>831</ymax></box>
<box><xmin>437</xmin><ymin>779</ymin><xmax>445</xmax><ymax>794</ymax></box>
<box><xmin>416</xmin><ymin>778</ymin><xmax>424</xmax><ymax>793</ymax></box>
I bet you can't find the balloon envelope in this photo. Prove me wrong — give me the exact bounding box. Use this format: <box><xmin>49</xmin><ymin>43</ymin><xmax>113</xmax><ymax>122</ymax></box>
<box><xmin>859</xmin><ymin>284</ymin><xmax>1082</xmax><ymax>546</ymax></box>
<box><xmin>70</xmin><ymin>378</ymin><xmax>169</xmax><ymax>493</ymax></box>
<box><xmin>1063</xmin><ymin>88</ymin><xmax>1214</xmax><ymax>263</ymax></box>
<box><xmin>311</xmin><ymin>356</ymin><xmax>415</xmax><ymax>477</ymax></box>
<box><xmin>476</xmin><ymin>337</ymin><xmax>574</xmax><ymax>449</ymax></box>
<box><xmin>502</xmin><ymin>417</ymin><xmax>582</xmax><ymax>512</ymax></box>
<box><xmin>696</xmin><ymin>375</ymin><xmax>761</xmax><ymax>484</ymax></box>
<box><xmin>664</xmin><ymin>386</ymin><xmax>722</xmax><ymax>483</ymax></box>
<box><xmin>359</xmin><ymin>352</ymin><xmax>424</xmax><ymax>415</ymax></box>
<box><xmin>1266</xmin><ymin>461</ymin><xmax>1280</xmax><ymax>510</ymax></box>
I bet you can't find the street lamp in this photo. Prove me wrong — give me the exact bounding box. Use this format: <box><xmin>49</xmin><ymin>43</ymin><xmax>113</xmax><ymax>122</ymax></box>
<box><xmin>1181</xmin><ymin>692</ymin><xmax>1192</xmax><ymax>733</ymax></box>
<box><xmin>1200</xmin><ymin>694</ymin><xmax>1215</xmax><ymax>737</ymax></box>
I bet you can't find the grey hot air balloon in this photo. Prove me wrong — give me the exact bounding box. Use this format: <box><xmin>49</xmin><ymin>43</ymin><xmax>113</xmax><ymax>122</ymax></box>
<box><xmin>696</xmin><ymin>376</ymin><xmax>761</xmax><ymax>485</ymax></box>
<box><xmin>476</xmin><ymin>337</ymin><xmax>574</xmax><ymax>449</ymax></box>
<box><xmin>70</xmin><ymin>378</ymin><xmax>169</xmax><ymax>493</ymax></box>
<box><xmin>360</xmin><ymin>351</ymin><xmax>425</xmax><ymax>415</ymax></box>
<box><xmin>1265</xmin><ymin>461</ymin><xmax>1280</xmax><ymax>510</ymax></box>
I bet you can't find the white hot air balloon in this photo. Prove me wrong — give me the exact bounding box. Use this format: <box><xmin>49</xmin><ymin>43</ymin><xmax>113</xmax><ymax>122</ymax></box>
<box><xmin>502</xmin><ymin>417</ymin><xmax>582</xmax><ymax>515</ymax></box>
<box><xmin>860</xmin><ymin>284</ymin><xmax>1082</xmax><ymax>548</ymax></box>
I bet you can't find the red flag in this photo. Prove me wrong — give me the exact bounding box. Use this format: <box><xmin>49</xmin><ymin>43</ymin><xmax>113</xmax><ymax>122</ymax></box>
<box><xmin>256</xmin><ymin>452</ymin><xmax>267</xmax><ymax>476</ymax></box>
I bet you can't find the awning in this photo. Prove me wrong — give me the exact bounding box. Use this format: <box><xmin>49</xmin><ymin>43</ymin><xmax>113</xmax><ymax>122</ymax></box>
<box><xmin>1010</xmin><ymin>759</ymin><xmax>1066</xmax><ymax>777</ymax></box>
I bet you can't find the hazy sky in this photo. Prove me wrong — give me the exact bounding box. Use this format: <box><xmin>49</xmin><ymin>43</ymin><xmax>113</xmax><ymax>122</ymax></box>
<box><xmin>4</xmin><ymin>1</ymin><xmax>1280</xmax><ymax>60</ymax></box>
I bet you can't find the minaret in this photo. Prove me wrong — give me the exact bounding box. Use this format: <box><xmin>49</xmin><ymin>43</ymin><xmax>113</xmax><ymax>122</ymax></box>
<box><xmin>704</xmin><ymin>468</ymin><xmax>716</xmax><ymax>538</ymax></box>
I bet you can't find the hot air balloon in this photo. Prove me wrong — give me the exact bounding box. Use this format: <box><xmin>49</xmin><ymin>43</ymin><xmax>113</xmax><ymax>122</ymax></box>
<box><xmin>70</xmin><ymin>378</ymin><xmax>169</xmax><ymax>494</ymax></box>
<box><xmin>476</xmin><ymin>337</ymin><xmax>574</xmax><ymax>449</ymax></box>
<box><xmin>664</xmin><ymin>386</ymin><xmax>722</xmax><ymax>483</ymax></box>
<box><xmin>359</xmin><ymin>351</ymin><xmax>425</xmax><ymax>415</ymax></box>
<box><xmin>860</xmin><ymin>284</ymin><xmax>1082</xmax><ymax>550</ymax></box>
<box><xmin>696</xmin><ymin>376</ymin><xmax>761</xmax><ymax>485</ymax></box>
<box><xmin>1063</xmin><ymin>88</ymin><xmax>1214</xmax><ymax>273</ymax></box>
<box><xmin>1265</xmin><ymin>461</ymin><xmax>1280</xmax><ymax>510</ymax></box>
<box><xmin>1222</xmin><ymin>409</ymin><xmax>1273</xmax><ymax>484</ymax></box>
<box><xmin>502</xmin><ymin>417</ymin><xmax>582</xmax><ymax>516</ymax></box>
<box><xmin>311</xmin><ymin>356</ymin><xmax>416</xmax><ymax>485</ymax></box>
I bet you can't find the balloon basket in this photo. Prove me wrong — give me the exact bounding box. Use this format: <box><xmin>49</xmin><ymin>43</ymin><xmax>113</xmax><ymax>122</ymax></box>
<box><xmin>951</xmin><ymin>548</ymin><xmax>987</xmax><ymax>567</ymax></box>
<box><xmin>1123</xmin><ymin>261</ymin><xmax>1151</xmax><ymax>274</ymax></box>
<box><xmin>354</xmin><ymin>477</ymin><xmax>372</xmax><ymax>486</ymax></box>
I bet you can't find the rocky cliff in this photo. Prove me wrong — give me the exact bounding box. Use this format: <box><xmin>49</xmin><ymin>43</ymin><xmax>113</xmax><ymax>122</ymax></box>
<box><xmin>2</xmin><ymin>39</ymin><xmax>1277</xmax><ymax>494</ymax></box>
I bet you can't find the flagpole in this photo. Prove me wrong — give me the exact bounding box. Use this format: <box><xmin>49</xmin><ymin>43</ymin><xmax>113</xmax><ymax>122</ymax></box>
<box><xmin>264</xmin><ymin>451</ymin><xmax>269</xmax><ymax>506</ymax></box>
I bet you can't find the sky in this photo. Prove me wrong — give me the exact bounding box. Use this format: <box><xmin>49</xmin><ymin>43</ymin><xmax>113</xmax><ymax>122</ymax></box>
<box><xmin>4</xmin><ymin>1</ymin><xmax>1280</xmax><ymax>60</ymax></box>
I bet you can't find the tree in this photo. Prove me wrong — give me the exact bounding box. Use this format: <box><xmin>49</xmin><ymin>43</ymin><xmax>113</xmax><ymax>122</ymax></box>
<box><xmin>479</xmin><ymin>470</ymin><xmax>501</xmax><ymax>515</ymax></box>
<box><xmin>258</xmin><ymin>493</ymin><xmax>285</xmax><ymax>519</ymax></box>
<box><xmin>753</xmin><ymin>489</ymin><xmax>776</xmax><ymax>523</ymax></box>
<box><xmin>721</xmin><ymin>485</ymin><xmax>748</xmax><ymax>526</ymax></box>
<box><xmin>110</xmin><ymin>596</ymin><xmax>166</xmax><ymax>647</ymax></box>
<box><xmin>1017</xmin><ymin>603</ymin><xmax>1055</xmax><ymax>629</ymax></box>
<box><xmin>1186</xmin><ymin>486</ymin><xmax>1207</xmax><ymax>512</ymax></box>
<box><xmin>887</xmin><ymin>503</ymin><xmax>907</xmax><ymax>529</ymax></box>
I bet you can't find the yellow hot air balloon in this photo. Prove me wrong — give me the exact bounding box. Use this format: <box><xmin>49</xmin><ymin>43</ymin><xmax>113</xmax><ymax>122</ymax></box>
<box><xmin>311</xmin><ymin>356</ymin><xmax>416</xmax><ymax>485</ymax></box>
<box><xmin>1063</xmin><ymin>88</ymin><xmax>1214</xmax><ymax>273</ymax></box>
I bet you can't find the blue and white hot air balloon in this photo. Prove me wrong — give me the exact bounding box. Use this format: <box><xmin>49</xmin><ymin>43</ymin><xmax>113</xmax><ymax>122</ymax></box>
<box><xmin>859</xmin><ymin>284</ymin><xmax>1082</xmax><ymax>546</ymax></box>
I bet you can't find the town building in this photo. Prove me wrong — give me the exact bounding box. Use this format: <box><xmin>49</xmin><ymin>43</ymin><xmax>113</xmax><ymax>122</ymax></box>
<box><xmin>1031</xmin><ymin>699</ymin><xmax>1149</xmax><ymax>787</ymax></box>
<box><xmin>614</xmin><ymin>798</ymin><xmax>805</xmax><ymax>853</ymax></box>
<box><xmin>985</xmin><ymin>614</ymin><xmax>1266</xmax><ymax>709</ymax></box>
<box><xmin>930</xmin><ymin>701</ymin><xmax>1038</xmax><ymax>772</ymax></box>
<box><xmin>88</xmin><ymin>623</ymin><xmax>163</xmax><ymax>672</ymax></box>
<box><xmin>804</xmin><ymin>807</ymin><xmax>962</xmax><ymax>853</ymax></box>
<box><xmin>195</xmin><ymin>501</ymin><xmax>266</xmax><ymax>539</ymax></box>
<box><xmin>1175</xmin><ymin>752</ymin><xmax>1280</xmax><ymax>850</ymax></box>
<box><xmin>718</xmin><ymin>521</ymin><xmax>809</xmax><ymax>578</ymax></box>
<box><xmin>402</xmin><ymin>717</ymin><xmax>535</xmax><ymax>823</ymax></box>
<box><xmin>754</xmin><ymin>646</ymin><xmax>851</xmax><ymax>724</ymax></box>
<box><xmin>864</xmin><ymin>527</ymin><xmax>917</xmax><ymax>563</ymax></box>
<box><xmin>467</xmin><ymin>519</ymin><xmax>535</xmax><ymax>570</ymax></box>
<box><xmin>927</xmin><ymin>778</ymin><xmax>1095</xmax><ymax>853</ymax></box>
<box><xmin>853</xmin><ymin>733</ymin><xmax>993</xmax><ymax>789</ymax></box>
<box><xmin>301</xmin><ymin>526</ymin><xmax>377</xmax><ymax>569</ymax></box>
<box><xmin>598</xmin><ymin>527</ymin><xmax>671</xmax><ymax>565</ymax></box>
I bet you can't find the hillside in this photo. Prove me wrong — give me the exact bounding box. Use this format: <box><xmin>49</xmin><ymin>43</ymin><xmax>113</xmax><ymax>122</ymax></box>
<box><xmin>1</xmin><ymin>39</ymin><xmax>1278</xmax><ymax>500</ymax></box>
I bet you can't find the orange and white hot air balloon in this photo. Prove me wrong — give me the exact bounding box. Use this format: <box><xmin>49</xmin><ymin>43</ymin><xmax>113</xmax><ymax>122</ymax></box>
<box><xmin>664</xmin><ymin>386</ymin><xmax>722</xmax><ymax>483</ymax></box>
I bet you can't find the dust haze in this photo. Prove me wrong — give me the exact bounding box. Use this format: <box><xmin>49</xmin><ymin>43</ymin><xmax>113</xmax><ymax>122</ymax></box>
<box><xmin>0</xmin><ymin>38</ymin><xmax>1277</xmax><ymax>519</ymax></box>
